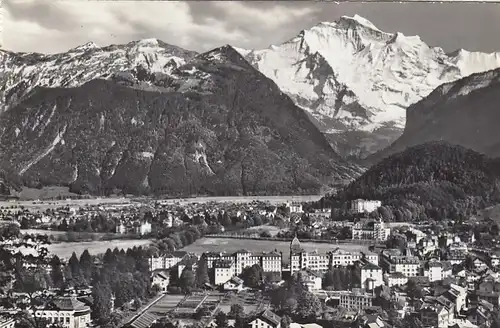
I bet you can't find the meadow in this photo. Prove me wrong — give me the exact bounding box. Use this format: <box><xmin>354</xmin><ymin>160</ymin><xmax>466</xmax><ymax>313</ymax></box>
<box><xmin>45</xmin><ymin>239</ymin><xmax>153</xmax><ymax>259</ymax></box>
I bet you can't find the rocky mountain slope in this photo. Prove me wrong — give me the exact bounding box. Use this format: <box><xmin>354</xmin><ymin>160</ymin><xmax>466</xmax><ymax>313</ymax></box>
<box><xmin>236</xmin><ymin>15</ymin><xmax>500</xmax><ymax>158</ymax></box>
<box><xmin>0</xmin><ymin>38</ymin><xmax>197</xmax><ymax>111</ymax></box>
<box><xmin>0</xmin><ymin>45</ymin><xmax>361</xmax><ymax>196</ymax></box>
<box><xmin>366</xmin><ymin>67</ymin><xmax>500</xmax><ymax>165</ymax></box>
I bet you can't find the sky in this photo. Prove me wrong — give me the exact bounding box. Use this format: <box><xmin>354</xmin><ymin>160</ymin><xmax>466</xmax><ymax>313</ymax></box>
<box><xmin>3</xmin><ymin>0</ymin><xmax>500</xmax><ymax>55</ymax></box>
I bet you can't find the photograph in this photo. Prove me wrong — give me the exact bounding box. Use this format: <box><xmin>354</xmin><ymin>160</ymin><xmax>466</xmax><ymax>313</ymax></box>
<box><xmin>1</xmin><ymin>1</ymin><xmax>500</xmax><ymax>328</ymax></box>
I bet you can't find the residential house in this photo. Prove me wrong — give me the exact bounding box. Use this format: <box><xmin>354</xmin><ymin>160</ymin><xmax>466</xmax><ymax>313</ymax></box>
<box><xmin>357</xmin><ymin>262</ymin><xmax>383</xmax><ymax>291</ymax></box>
<box><xmin>296</xmin><ymin>270</ymin><xmax>322</xmax><ymax>291</ymax></box>
<box><xmin>223</xmin><ymin>276</ymin><xmax>245</xmax><ymax>292</ymax></box>
<box><xmin>338</xmin><ymin>288</ymin><xmax>375</xmax><ymax>310</ymax></box>
<box><xmin>151</xmin><ymin>271</ymin><xmax>170</xmax><ymax>292</ymax></box>
<box><xmin>249</xmin><ymin>310</ymin><xmax>281</xmax><ymax>328</ymax></box>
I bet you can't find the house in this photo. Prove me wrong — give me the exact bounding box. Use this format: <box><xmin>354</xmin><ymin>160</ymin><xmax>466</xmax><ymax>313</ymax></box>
<box><xmin>213</xmin><ymin>259</ymin><xmax>236</xmax><ymax>285</ymax></box>
<box><xmin>338</xmin><ymin>288</ymin><xmax>375</xmax><ymax>310</ymax></box>
<box><xmin>350</xmin><ymin>199</ymin><xmax>382</xmax><ymax>213</ymax></box>
<box><xmin>223</xmin><ymin>276</ymin><xmax>244</xmax><ymax>292</ymax></box>
<box><xmin>473</xmin><ymin>258</ymin><xmax>488</xmax><ymax>272</ymax></box>
<box><xmin>358</xmin><ymin>262</ymin><xmax>383</xmax><ymax>291</ymax></box>
<box><xmin>296</xmin><ymin>270</ymin><xmax>322</xmax><ymax>291</ymax></box>
<box><xmin>380</xmin><ymin>248</ymin><xmax>419</xmax><ymax>277</ymax></box>
<box><xmin>290</xmin><ymin>323</ymin><xmax>323</xmax><ymax>328</ymax></box>
<box><xmin>419</xmin><ymin>305</ymin><xmax>453</xmax><ymax>328</ymax></box>
<box><xmin>249</xmin><ymin>310</ymin><xmax>281</xmax><ymax>328</ymax></box>
<box><xmin>151</xmin><ymin>271</ymin><xmax>170</xmax><ymax>292</ymax></box>
<box><xmin>33</xmin><ymin>297</ymin><xmax>91</xmax><ymax>328</ymax></box>
<box><xmin>136</xmin><ymin>221</ymin><xmax>152</xmax><ymax>236</ymax></box>
<box><xmin>115</xmin><ymin>222</ymin><xmax>126</xmax><ymax>234</ymax></box>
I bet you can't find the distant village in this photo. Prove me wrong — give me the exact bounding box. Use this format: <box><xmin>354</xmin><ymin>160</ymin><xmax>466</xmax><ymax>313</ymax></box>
<box><xmin>1</xmin><ymin>197</ymin><xmax>500</xmax><ymax>328</ymax></box>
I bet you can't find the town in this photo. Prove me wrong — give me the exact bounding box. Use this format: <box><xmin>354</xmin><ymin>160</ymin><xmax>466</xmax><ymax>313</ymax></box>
<box><xmin>1</xmin><ymin>196</ymin><xmax>500</xmax><ymax>328</ymax></box>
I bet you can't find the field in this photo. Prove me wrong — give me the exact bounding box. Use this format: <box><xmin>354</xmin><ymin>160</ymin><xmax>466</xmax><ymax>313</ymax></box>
<box><xmin>0</xmin><ymin>197</ymin><xmax>133</xmax><ymax>212</ymax></box>
<box><xmin>217</xmin><ymin>292</ymin><xmax>269</xmax><ymax>314</ymax></box>
<box><xmin>46</xmin><ymin>239</ymin><xmax>153</xmax><ymax>258</ymax></box>
<box><xmin>157</xmin><ymin>195</ymin><xmax>322</xmax><ymax>205</ymax></box>
<box><xmin>181</xmin><ymin>237</ymin><xmax>369</xmax><ymax>263</ymax></box>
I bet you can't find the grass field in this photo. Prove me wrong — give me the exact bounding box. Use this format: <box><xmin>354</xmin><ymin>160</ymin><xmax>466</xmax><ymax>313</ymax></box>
<box><xmin>181</xmin><ymin>237</ymin><xmax>369</xmax><ymax>260</ymax></box>
<box><xmin>0</xmin><ymin>197</ymin><xmax>133</xmax><ymax>212</ymax></box>
<box><xmin>46</xmin><ymin>239</ymin><xmax>153</xmax><ymax>258</ymax></box>
<box><xmin>157</xmin><ymin>195</ymin><xmax>322</xmax><ymax>205</ymax></box>
<box><xmin>243</xmin><ymin>225</ymin><xmax>285</xmax><ymax>237</ymax></box>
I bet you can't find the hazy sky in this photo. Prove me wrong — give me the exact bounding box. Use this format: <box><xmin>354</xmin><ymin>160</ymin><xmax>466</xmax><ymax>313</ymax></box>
<box><xmin>3</xmin><ymin>0</ymin><xmax>500</xmax><ymax>54</ymax></box>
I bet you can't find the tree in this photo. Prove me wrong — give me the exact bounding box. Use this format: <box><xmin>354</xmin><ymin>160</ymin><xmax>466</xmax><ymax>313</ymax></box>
<box><xmin>195</xmin><ymin>256</ymin><xmax>209</xmax><ymax>287</ymax></box>
<box><xmin>228</xmin><ymin>303</ymin><xmax>245</xmax><ymax>319</ymax></box>
<box><xmin>50</xmin><ymin>255</ymin><xmax>64</xmax><ymax>289</ymax></box>
<box><xmin>280</xmin><ymin>314</ymin><xmax>292</xmax><ymax>328</ymax></box>
<box><xmin>179</xmin><ymin>267</ymin><xmax>195</xmax><ymax>294</ymax></box>
<box><xmin>406</xmin><ymin>279</ymin><xmax>424</xmax><ymax>300</ymax></box>
<box><xmin>215</xmin><ymin>311</ymin><xmax>228</xmax><ymax>328</ymax></box>
<box><xmin>296</xmin><ymin>291</ymin><xmax>322</xmax><ymax>320</ymax></box>
<box><xmin>91</xmin><ymin>283</ymin><xmax>112</xmax><ymax>324</ymax></box>
<box><xmin>241</xmin><ymin>264</ymin><xmax>263</xmax><ymax>288</ymax></box>
<box><xmin>79</xmin><ymin>249</ymin><xmax>94</xmax><ymax>281</ymax></box>
<box><xmin>0</xmin><ymin>224</ymin><xmax>53</xmax><ymax>328</ymax></box>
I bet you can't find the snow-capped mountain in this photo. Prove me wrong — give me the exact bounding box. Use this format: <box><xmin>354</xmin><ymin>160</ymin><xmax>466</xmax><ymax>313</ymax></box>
<box><xmin>236</xmin><ymin>15</ymin><xmax>500</xmax><ymax>157</ymax></box>
<box><xmin>0</xmin><ymin>45</ymin><xmax>361</xmax><ymax>196</ymax></box>
<box><xmin>0</xmin><ymin>38</ymin><xmax>197</xmax><ymax>110</ymax></box>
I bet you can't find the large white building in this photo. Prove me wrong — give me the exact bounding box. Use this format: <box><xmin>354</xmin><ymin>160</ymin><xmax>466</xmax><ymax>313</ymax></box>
<box><xmin>290</xmin><ymin>237</ymin><xmax>379</xmax><ymax>274</ymax></box>
<box><xmin>249</xmin><ymin>310</ymin><xmax>281</xmax><ymax>328</ymax></box>
<box><xmin>338</xmin><ymin>289</ymin><xmax>375</xmax><ymax>310</ymax></box>
<box><xmin>148</xmin><ymin>251</ymin><xmax>189</xmax><ymax>271</ymax></box>
<box><xmin>350</xmin><ymin>199</ymin><xmax>382</xmax><ymax>213</ymax></box>
<box><xmin>213</xmin><ymin>259</ymin><xmax>236</xmax><ymax>285</ymax></box>
<box><xmin>352</xmin><ymin>219</ymin><xmax>390</xmax><ymax>241</ymax></box>
<box><xmin>206</xmin><ymin>250</ymin><xmax>282</xmax><ymax>276</ymax></box>
<box><xmin>34</xmin><ymin>297</ymin><xmax>91</xmax><ymax>328</ymax></box>
<box><xmin>380</xmin><ymin>249</ymin><xmax>420</xmax><ymax>277</ymax></box>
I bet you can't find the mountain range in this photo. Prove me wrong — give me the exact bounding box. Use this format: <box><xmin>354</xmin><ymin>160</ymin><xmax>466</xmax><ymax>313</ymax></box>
<box><xmin>1</xmin><ymin>15</ymin><xmax>500</xmax><ymax>197</ymax></box>
<box><xmin>236</xmin><ymin>15</ymin><xmax>500</xmax><ymax>158</ymax></box>
<box><xmin>0</xmin><ymin>45</ymin><xmax>360</xmax><ymax>196</ymax></box>
<box><xmin>366</xmin><ymin>67</ymin><xmax>500</xmax><ymax>165</ymax></box>
<box><xmin>2</xmin><ymin>16</ymin><xmax>500</xmax><ymax>160</ymax></box>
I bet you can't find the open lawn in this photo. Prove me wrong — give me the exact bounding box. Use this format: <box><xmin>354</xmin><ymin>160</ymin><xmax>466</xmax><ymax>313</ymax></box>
<box><xmin>217</xmin><ymin>292</ymin><xmax>268</xmax><ymax>314</ymax></box>
<box><xmin>0</xmin><ymin>196</ymin><xmax>134</xmax><ymax>212</ymax></box>
<box><xmin>46</xmin><ymin>239</ymin><xmax>153</xmax><ymax>258</ymax></box>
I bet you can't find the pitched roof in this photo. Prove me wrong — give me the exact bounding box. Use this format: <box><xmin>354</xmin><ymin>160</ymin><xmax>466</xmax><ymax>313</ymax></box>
<box><xmin>260</xmin><ymin>309</ymin><xmax>281</xmax><ymax>326</ymax></box>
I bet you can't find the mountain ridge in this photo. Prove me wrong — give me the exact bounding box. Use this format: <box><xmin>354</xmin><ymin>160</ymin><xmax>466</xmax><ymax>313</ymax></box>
<box><xmin>366</xmin><ymin>67</ymin><xmax>500</xmax><ymax>165</ymax></box>
<box><xmin>0</xmin><ymin>45</ymin><xmax>361</xmax><ymax>197</ymax></box>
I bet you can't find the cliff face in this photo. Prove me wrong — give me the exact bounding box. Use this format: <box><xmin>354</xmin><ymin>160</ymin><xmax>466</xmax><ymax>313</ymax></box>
<box><xmin>366</xmin><ymin>68</ymin><xmax>500</xmax><ymax>166</ymax></box>
<box><xmin>0</xmin><ymin>46</ymin><xmax>361</xmax><ymax>196</ymax></box>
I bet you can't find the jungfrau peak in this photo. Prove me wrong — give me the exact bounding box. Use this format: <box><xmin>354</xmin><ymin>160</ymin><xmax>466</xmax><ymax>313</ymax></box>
<box><xmin>237</xmin><ymin>15</ymin><xmax>500</xmax><ymax>158</ymax></box>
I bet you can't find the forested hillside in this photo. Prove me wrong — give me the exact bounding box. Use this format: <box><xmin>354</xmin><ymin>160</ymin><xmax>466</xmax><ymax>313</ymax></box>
<box><xmin>326</xmin><ymin>142</ymin><xmax>500</xmax><ymax>221</ymax></box>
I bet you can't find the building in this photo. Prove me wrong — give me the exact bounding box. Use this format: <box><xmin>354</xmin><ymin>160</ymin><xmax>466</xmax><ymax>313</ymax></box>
<box><xmin>424</xmin><ymin>261</ymin><xmax>453</xmax><ymax>282</ymax></box>
<box><xmin>260</xmin><ymin>251</ymin><xmax>282</xmax><ymax>274</ymax></box>
<box><xmin>148</xmin><ymin>251</ymin><xmax>188</xmax><ymax>271</ymax></box>
<box><xmin>296</xmin><ymin>270</ymin><xmax>322</xmax><ymax>291</ymax></box>
<box><xmin>151</xmin><ymin>271</ymin><xmax>170</xmax><ymax>292</ymax></box>
<box><xmin>384</xmin><ymin>272</ymin><xmax>408</xmax><ymax>287</ymax></box>
<box><xmin>350</xmin><ymin>199</ymin><xmax>382</xmax><ymax>214</ymax></box>
<box><xmin>338</xmin><ymin>289</ymin><xmax>375</xmax><ymax>310</ymax></box>
<box><xmin>249</xmin><ymin>310</ymin><xmax>281</xmax><ymax>328</ymax></box>
<box><xmin>380</xmin><ymin>249</ymin><xmax>420</xmax><ymax>277</ymax></box>
<box><xmin>352</xmin><ymin>218</ymin><xmax>390</xmax><ymax>241</ymax></box>
<box><xmin>115</xmin><ymin>222</ymin><xmax>126</xmax><ymax>234</ymax></box>
<box><xmin>290</xmin><ymin>235</ymin><xmax>303</xmax><ymax>274</ymax></box>
<box><xmin>224</xmin><ymin>276</ymin><xmax>245</xmax><ymax>292</ymax></box>
<box><xmin>286</xmin><ymin>202</ymin><xmax>303</xmax><ymax>214</ymax></box>
<box><xmin>33</xmin><ymin>297</ymin><xmax>91</xmax><ymax>328</ymax></box>
<box><xmin>358</xmin><ymin>262</ymin><xmax>383</xmax><ymax>291</ymax></box>
<box><xmin>329</xmin><ymin>248</ymin><xmax>379</xmax><ymax>267</ymax></box>
<box><xmin>213</xmin><ymin>259</ymin><xmax>236</xmax><ymax>285</ymax></box>
<box><xmin>137</xmin><ymin>221</ymin><xmax>152</xmax><ymax>236</ymax></box>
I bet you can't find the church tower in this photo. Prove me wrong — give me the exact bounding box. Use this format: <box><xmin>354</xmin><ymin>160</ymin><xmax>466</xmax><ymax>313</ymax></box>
<box><xmin>290</xmin><ymin>234</ymin><xmax>303</xmax><ymax>274</ymax></box>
